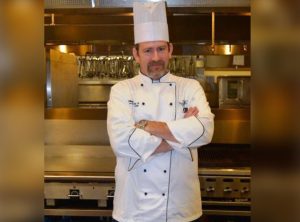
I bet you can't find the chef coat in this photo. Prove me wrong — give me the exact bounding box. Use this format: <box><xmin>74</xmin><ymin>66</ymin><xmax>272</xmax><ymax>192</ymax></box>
<box><xmin>107</xmin><ymin>72</ymin><xmax>214</xmax><ymax>222</ymax></box>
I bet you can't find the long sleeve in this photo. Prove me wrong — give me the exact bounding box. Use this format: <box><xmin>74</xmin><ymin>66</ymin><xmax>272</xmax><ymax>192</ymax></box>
<box><xmin>107</xmin><ymin>81</ymin><xmax>162</xmax><ymax>162</ymax></box>
<box><xmin>166</xmin><ymin>80</ymin><xmax>214</xmax><ymax>151</ymax></box>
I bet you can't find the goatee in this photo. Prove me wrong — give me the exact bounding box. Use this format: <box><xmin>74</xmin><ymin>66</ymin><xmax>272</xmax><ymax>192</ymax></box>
<box><xmin>147</xmin><ymin>60</ymin><xmax>166</xmax><ymax>75</ymax></box>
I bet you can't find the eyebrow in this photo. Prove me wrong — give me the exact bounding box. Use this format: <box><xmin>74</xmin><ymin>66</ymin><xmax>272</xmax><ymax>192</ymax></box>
<box><xmin>143</xmin><ymin>45</ymin><xmax>167</xmax><ymax>51</ymax></box>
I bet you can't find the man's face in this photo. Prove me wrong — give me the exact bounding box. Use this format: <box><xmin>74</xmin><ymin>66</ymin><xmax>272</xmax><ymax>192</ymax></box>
<box><xmin>132</xmin><ymin>41</ymin><xmax>173</xmax><ymax>80</ymax></box>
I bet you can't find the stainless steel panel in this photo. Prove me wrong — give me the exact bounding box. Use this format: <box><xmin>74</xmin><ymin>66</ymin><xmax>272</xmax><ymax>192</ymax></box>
<box><xmin>206</xmin><ymin>55</ymin><xmax>231</xmax><ymax>68</ymax></box>
<box><xmin>199</xmin><ymin>167</ymin><xmax>251</xmax><ymax>176</ymax></box>
<box><xmin>45</xmin><ymin>145</ymin><xmax>115</xmax><ymax>172</ymax></box>
<box><xmin>45</xmin><ymin>108</ymin><xmax>107</xmax><ymax>120</ymax></box>
<box><xmin>44</xmin><ymin>109</ymin><xmax>250</xmax><ymax>144</ymax></box>
<box><xmin>48</xmin><ymin>49</ymin><xmax>78</xmax><ymax>107</ymax></box>
<box><xmin>45</xmin><ymin>107</ymin><xmax>250</xmax><ymax>120</ymax></box>
<box><xmin>45</xmin><ymin>182</ymin><xmax>114</xmax><ymax>200</ymax></box>
<box><xmin>212</xmin><ymin>120</ymin><xmax>250</xmax><ymax>144</ymax></box>
<box><xmin>78</xmin><ymin>84</ymin><xmax>111</xmax><ymax>103</ymax></box>
<box><xmin>212</xmin><ymin>108</ymin><xmax>250</xmax><ymax>120</ymax></box>
<box><xmin>45</xmin><ymin>173</ymin><xmax>114</xmax><ymax>182</ymax></box>
<box><xmin>45</xmin><ymin>119</ymin><xmax>110</xmax><ymax>145</ymax></box>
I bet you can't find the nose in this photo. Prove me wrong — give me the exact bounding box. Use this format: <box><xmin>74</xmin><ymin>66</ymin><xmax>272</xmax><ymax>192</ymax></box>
<box><xmin>152</xmin><ymin>50</ymin><xmax>159</xmax><ymax>61</ymax></box>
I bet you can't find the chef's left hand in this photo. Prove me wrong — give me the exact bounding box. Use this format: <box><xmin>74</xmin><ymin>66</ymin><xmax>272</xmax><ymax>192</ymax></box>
<box><xmin>136</xmin><ymin>120</ymin><xmax>179</xmax><ymax>143</ymax></box>
<box><xmin>184</xmin><ymin>106</ymin><xmax>199</xmax><ymax>118</ymax></box>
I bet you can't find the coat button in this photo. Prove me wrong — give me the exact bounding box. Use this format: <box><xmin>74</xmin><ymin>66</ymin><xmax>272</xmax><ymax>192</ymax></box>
<box><xmin>144</xmin><ymin>192</ymin><xmax>148</xmax><ymax>196</ymax></box>
<box><xmin>169</xmin><ymin>102</ymin><xmax>173</xmax><ymax>106</ymax></box>
<box><xmin>169</xmin><ymin>83</ymin><xmax>172</xmax><ymax>86</ymax></box>
<box><xmin>164</xmin><ymin>170</ymin><xmax>167</xmax><ymax>173</ymax></box>
<box><xmin>141</xmin><ymin>83</ymin><xmax>144</xmax><ymax>87</ymax></box>
<box><xmin>144</xmin><ymin>169</ymin><xmax>147</xmax><ymax>173</ymax></box>
<box><xmin>162</xmin><ymin>193</ymin><xmax>165</xmax><ymax>196</ymax></box>
<box><xmin>142</xmin><ymin>102</ymin><xmax>145</xmax><ymax>105</ymax></box>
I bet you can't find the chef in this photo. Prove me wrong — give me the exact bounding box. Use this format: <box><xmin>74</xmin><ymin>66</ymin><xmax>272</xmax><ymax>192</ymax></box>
<box><xmin>107</xmin><ymin>1</ymin><xmax>214</xmax><ymax>222</ymax></box>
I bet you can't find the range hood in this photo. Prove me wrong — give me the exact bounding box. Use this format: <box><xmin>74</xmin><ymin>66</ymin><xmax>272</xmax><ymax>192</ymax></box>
<box><xmin>44</xmin><ymin>0</ymin><xmax>250</xmax><ymax>55</ymax></box>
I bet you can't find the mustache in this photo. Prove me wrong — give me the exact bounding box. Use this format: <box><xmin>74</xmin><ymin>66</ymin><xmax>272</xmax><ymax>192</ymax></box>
<box><xmin>148</xmin><ymin>60</ymin><xmax>165</xmax><ymax>67</ymax></box>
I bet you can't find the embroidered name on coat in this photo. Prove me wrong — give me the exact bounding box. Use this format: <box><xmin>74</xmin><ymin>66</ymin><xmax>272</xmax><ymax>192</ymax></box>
<box><xmin>128</xmin><ymin>100</ymin><xmax>139</xmax><ymax>107</ymax></box>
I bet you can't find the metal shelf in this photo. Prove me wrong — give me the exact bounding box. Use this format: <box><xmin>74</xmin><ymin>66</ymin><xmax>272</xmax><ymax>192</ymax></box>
<box><xmin>44</xmin><ymin>208</ymin><xmax>113</xmax><ymax>217</ymax></box>
<box><xmin>78</xmin><ymin>79</ymin><xmax>123</xmax><ymax>85</ymax></box>
<box><xmin>199</xmin><ymin>167</ymin><xmax>251</xmax><ymax>176</ymax></box>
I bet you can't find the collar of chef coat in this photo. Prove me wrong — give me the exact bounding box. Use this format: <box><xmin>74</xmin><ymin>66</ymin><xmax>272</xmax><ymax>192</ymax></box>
<box><xmin>138</xmin><ymin>70</ymin><xmax>172</xmax><ymax>85</ymax></box>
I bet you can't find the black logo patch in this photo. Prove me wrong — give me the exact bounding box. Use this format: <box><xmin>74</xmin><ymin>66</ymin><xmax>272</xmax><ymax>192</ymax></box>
<box><xmin>179</xmin><ymin>100</ymin><xmax>188</xmax><ymax>113</ymax></box>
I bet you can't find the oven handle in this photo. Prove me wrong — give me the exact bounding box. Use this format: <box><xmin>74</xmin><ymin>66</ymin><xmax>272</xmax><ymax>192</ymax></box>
<box><xmin>68</xmin><ymin>194</ymin><xmax>82</xmax><ymax>198</ymax></box>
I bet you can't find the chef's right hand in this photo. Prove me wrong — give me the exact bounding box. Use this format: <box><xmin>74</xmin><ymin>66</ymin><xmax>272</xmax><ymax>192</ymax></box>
<box><xmin>184</xmin><ymin>106</ymin><xmax>199</xmax><ymax>118</ymax></box>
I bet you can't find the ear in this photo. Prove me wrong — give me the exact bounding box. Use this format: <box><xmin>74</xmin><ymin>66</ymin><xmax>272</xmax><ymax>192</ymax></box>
<box><xmin>168</xmin><ymin>43</ymin><xmax>173</xmax><ymax>59</ymax></box>
<box><xmin>132</xmin><ymin>47</ymin><xmax>140</xmax><ymax>63</ymax></box>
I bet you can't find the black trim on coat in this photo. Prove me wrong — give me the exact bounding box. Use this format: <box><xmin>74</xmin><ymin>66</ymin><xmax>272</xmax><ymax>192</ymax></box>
<box><xmin>165</xmin><ymin>150</ymin><xmax>173</xmax><ymax>222</ymax></box>
<box><xmin>128</xmin><ymin>127</ymin><xmax>142</xmax><ymax>158</ymax></box>
<box><xmin>188</xmin><ymin>147</ymin><xmax>194</xmax><ymax>162</ymax></box>
<box><xmin>187</xmin><ymin>116</ymin><xmax>205</xmax><ymax>147</ymax></box>
<box><xmin>128</xmin><ymin>157</ymin><xmax>141</xmax><ymax>171</ymax></box>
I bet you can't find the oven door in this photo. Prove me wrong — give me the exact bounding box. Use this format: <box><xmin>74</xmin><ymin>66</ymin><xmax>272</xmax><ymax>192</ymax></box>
<box><xmin>218</xmin><ymin>76</ymin><xmax>250</xmax><ymax>108</ymax></box>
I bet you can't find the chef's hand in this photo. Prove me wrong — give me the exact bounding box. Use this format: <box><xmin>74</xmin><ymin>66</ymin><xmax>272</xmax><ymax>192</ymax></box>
<box><xmin>152</xmin><ymin>139</ymin><xmax>172</xmax><ymax>155</ymax></box>
<box><xmin>142</xmin><ymin>120</ymin><xmax>179</xmax><ymax>143</ymax></box>
<box><xmin>184</xmin><ymin>106</ymin><xmax>199</xmax><ymax>118</ymax></box>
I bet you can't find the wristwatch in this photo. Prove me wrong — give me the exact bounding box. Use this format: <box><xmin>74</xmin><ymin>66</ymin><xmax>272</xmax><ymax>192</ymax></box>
<box><xmin>136</xmin><ymin>120</ymin><xmax>148</xmax><ymax>130</ymax></box>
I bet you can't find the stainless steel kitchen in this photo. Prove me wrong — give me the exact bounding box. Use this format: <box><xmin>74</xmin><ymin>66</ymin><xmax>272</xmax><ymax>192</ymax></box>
<box><xmin>44</xmin><ymin>0</ymin><xmax>251</xmax><ymax>221</ymax></box>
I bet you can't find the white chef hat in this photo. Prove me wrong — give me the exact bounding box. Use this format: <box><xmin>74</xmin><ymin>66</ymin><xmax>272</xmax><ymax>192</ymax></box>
<box><xmin>133</xmin><ymin>1</ymin><xmax>169</xmax><ymax>44</ymax></box>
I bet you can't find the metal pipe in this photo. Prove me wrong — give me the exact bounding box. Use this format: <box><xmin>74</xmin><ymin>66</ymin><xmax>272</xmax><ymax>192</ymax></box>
<box><xmin>51</xmin><ymin>13</ymin><xmax>55</xmax><ymax>26</ymax></box>
<box><xmin>211</xmin><ymin>11</ymin><xmax>215</xmax><ymax>53</ymax></box>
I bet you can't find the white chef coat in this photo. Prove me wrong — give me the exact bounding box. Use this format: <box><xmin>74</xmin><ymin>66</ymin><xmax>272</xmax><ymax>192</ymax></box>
<box><xmin>107</xmin><ymin>72</ymin><xmax>214</xmax><ymax>222</ymax></box>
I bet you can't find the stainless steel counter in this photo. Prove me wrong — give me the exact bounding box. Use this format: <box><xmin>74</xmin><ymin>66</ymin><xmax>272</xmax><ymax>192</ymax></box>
<box><xmin>45</xmin><ymin>108</ymin><xmax>250</xmax><ymax>120</ymax></box>
<box><xmin>45</xmin><ymin>108</ymin><xmax>250</xmax><ymax>144</ymax></box>
<box><xmin>45</xmin><ymin>168</ymin><xmax>251</xmax><ymax>181</ymax></box>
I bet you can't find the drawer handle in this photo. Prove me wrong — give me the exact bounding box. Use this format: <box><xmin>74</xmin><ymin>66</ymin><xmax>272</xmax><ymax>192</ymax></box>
<box><xmin>68</xmin><ymin>194</ymin><xmax>81</xmax><ymax>198</ymax></box>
